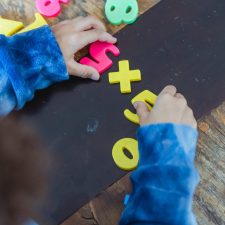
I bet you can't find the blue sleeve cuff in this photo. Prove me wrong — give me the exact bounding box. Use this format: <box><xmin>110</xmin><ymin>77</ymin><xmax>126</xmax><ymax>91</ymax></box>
<box><xmin>137</xmin><ymin>123</ymin><xmax>198</xmax><ymax>166</ymax></box>
<box><xmin>120</xmin><ymin>123</ymin><xmax>199</xmax><ymax>225</ymax></box>
<box><xmin>0</xmin><ymin>25</ymin><xmax>69</xmax><ymax>115</ymax></box>
<box><xmin>24</xmin><ymin>220</ymin><xmax>39</xmax><ymax>225</ymax></box>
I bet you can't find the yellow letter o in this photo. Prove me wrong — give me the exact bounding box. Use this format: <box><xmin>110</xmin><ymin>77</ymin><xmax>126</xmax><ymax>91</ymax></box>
<box><xmin>112</xmin><ymin>138</ymin><xmax>139</xmax><ymax>171</ymax></box>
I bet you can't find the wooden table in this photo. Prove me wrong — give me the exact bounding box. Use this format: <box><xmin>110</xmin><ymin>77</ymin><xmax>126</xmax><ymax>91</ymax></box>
<box><xmin>1</xmin><ymin>1</ymin><xmax>225</xmax><ymax>224</ymax></box>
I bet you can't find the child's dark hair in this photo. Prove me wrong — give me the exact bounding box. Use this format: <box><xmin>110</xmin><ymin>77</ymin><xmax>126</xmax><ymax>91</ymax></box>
<box><xmin>0</xmin><ymin>117</ymin><xmax>48</xmax><ymax>225</ymax></box>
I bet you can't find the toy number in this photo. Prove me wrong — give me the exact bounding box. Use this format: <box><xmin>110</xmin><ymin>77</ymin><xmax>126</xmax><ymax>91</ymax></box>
<box><xmin>0</xmin><ymin>13</ymin><xmax>47</xmax><ymax>36</ymax></box>
<box><xmin>35</xmin><ymin>0</ymin><xmax>70</xmax><ymax>17</ymax></box>
<box><xmin>18</xmin><ymin>13</ymin><xmax>47</xmax><ymax>34</ymax></box>
<box><xmin>105</xmin><ymin>0</ymin><xmax>139</xmax><ymax>26</ymax></box>
<box><xmin>112</xmin><ymin>138</ymin><xmax>139</xmax><ymax>171</ymax></box>
<box><xmin>0</xmin><ymin>17</ymin><xmax>24</xmax><ymax>36</ymax></box>
<box><xmin>124</xmin><ymin>90</ymin><xmax>157</xmax><ymax>124</ymax></box>
<box><xmin>80</xmin><ymin>41</ymin><xmax>120</xmax><ymax>74</ymax></box>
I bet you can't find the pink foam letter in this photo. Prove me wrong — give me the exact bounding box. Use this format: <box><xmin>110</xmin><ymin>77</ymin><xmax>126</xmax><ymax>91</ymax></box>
<box><xmin>35</xmin><ymin>0</ymin><xmax>70</xmax><ymax>18</ymax></box>
<box><xmin>80</xmin><ymin>41</ymin><xmax>120</xmax><ymax>74</ymax></box>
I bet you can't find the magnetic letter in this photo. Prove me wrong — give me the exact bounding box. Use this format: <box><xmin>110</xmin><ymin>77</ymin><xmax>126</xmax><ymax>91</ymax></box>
<box><xmin>0</xmin><ymin>14</ymin><xmax>48</xmax><ymax>36</ymax></box>
<box><xmin>124</xmin><ymin>90</ymin><xmax>157</xmax><ymax>124</ymax></box>
<box><xmin>105</xmin><ymin>0</ymin><xmax>139</xmax><ymax>26</ymax></box>
<box><xmin>112</xmin><ymin>138</ymin><xmax>139</xmax><ymax>171</ymax></box>
<box><xmin>35</xmin><ymin>0</ymin><xmax>70</xmax><ymax>17</ymax></box>
<box><xmin>18</xmin><ymin>13</ymin><xmax>47</xmax><ymax>34</ymax></box>
<box><xmin>0</xmin><ymin>17</ymin><xmax>24</xmax><ymax>36</ymax></box>
<box><xmin>108</xmin><ymin>60</ymin><xmax>141</xmax><ymax>94</ymax></box>
<box><xmin>80</xmin><ymin>41</ymin><xmax>120</xmax><ymax>74</ymax></box>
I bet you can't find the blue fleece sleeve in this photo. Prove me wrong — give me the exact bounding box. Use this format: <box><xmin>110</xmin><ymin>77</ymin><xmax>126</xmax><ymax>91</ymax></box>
<box><xmin>0</xmin><ymin>25</ymin><xmax>69</xmax><ymax>116</ymax></box>
<box><xmin>24</xmin><ymin>220</ymin><xmax>38</xmax><ymax>225</ymax></box>
<box><xmin>120</xmin><ymin>123</ymin><xmax>199</xmax><ymax>225</ymax></box>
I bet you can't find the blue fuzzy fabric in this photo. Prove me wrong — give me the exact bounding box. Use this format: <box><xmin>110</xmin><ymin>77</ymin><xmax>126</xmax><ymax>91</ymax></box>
<box><xmin>120</xmin><ymin>123</ymin><xmax>199</xmax><ymax>225</ymax></box>
<box><xmin>0</xmin><ymin>25</ymin><xmax>69</xmax><ymax>116</ymax></box>
<box><xmin>24</xmin><ymin>220</ymin><xmax>39</xmax><ymax>225</ymax></box>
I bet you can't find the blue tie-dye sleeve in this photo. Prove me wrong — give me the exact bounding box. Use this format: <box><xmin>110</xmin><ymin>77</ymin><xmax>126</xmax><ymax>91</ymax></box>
<box><xmin>120</xmin><ymin>123</ymin><xmax>199</xmax><ymax>225</ymax></box>
<box><xmin>24</xmin><ymin>220</ymin><xmax>39</xmax><ymax>225</ymax></box>
<box><xmin>0</xmin><ymin>25</ymin><xmax>69</xmax><ymax>116</ymax></box>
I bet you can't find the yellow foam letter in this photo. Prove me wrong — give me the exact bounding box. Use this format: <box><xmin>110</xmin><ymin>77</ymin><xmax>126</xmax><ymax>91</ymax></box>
<box><xmin>0</xmin><ymin>13</ymin><xmax>47</xmax><ymax>36</ymax></box>
<box><xmin>109</xmin><ymin>60</ymin><xmax>141</xmax><ymax>94</ymax></box>
<box><xmin>112</xmin><ymin>138</ymin><xmax>139</xmax><ymax>171</ymax></box>
<box><xmin>17</xmin><ymin>13</ymin><xmax>47</xmax><ymax>34</ymax></box>
<box><xmin>0</xmin><ymin>16</ymin><xmax>24</xmax><ymax>36</ymax></box>
<box><xmin>124</xmin><ymin>90</ymin><xmax>157</xmax><ymax>124</ymax></box>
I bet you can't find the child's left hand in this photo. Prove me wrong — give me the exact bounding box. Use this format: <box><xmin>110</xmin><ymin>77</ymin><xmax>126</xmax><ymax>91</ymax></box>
<box><xmin>52</xmin><ymin>16</ymin><xmax>117</xmax><ymax>81</ymax></box>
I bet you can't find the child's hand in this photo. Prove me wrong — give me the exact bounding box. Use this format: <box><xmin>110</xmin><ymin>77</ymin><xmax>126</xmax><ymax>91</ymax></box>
<box><xmin>52</xmin><ymin>16</ymin><xmax>117</xmax><ymax>81</ymax></box>
<box><xmin>134</xmin><ymin>85</ymin><xmax>197</xmax><ymax>128</ymax></box>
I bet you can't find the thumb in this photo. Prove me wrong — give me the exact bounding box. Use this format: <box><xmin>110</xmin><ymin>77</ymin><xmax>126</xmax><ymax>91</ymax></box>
<box><xmin>67</xmin><ymin>60</ymin><xmax>100</xmax><ymax>80</ymax></box>
<box><xmin>133</xmin><ymin>101</ymin><xmax>150</xmax><ymax>123</ymax></box>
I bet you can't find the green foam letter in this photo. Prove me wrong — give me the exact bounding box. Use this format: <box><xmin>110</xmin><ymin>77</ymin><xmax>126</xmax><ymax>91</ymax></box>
<box><xmin>105</xmin><ymin>0</ymin><xmax>139</xmax><ymax>26</ymax></box>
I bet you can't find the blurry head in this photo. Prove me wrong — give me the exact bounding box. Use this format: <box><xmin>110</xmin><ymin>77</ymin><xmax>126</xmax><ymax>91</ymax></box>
<box><xmin>0</xmin><ymin>117</ymin><xmax>48</xmax><ymax>225</ymax></box>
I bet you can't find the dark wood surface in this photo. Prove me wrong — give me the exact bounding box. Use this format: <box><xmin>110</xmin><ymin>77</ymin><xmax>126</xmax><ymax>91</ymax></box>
<box><xmin>1</xmin><ymin>1</ymin><xmax>225</xmax><ymax>225</ymax></box>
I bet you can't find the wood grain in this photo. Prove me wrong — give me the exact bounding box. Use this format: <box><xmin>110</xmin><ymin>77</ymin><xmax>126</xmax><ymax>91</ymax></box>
<box><xmin>0</xmin><ymin>0</ymin><xmax>160</xmax><ymax>60</ymax></box>
<box><xmin>1</xmin><ymin>0</ymin><xmax>225</xmax><ymax>225</ymax></box>
<box><xmin>194</xmin><ymin>103</ymin><xmax>225</xmax><ymax>225</ymax></box>
<box><xmin>61</xmin><ymin>175</ymin><xmax>131</xmax><ymax>225</ymax></box>
<box><xmin>0</xmin><ymin>0</ymin><xmax>160</xmax><ymax>32</ymax></box>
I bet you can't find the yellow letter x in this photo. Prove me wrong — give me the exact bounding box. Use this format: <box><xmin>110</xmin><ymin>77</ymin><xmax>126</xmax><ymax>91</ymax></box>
<box><xmin>108</xmin><ymin>60</ymin><xmax>141</xmax><ymax>94</ymax></box>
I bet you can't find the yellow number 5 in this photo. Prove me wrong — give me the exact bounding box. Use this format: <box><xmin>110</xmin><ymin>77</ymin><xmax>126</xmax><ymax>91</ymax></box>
<box><xmin>112</xmin><ymin>138</ymin><xmax>139</xmax><ymax>171</ymax></box>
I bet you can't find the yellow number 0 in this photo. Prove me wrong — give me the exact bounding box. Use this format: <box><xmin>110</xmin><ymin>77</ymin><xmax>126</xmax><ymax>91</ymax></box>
<box><xmin>112</xmin><ymin>138</ymin><xmax>139</xmax><ymax>171</ymax></box>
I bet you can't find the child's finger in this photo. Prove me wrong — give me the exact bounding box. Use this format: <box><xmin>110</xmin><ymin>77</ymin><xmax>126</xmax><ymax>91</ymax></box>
<box><xmin>181</xmin><ymin>106</ymin><xmax>197</xmax><ymax>128</ymax></box>
<box><xmin>159</xmin><ymin>85</ymin><xmax>177</xmax><ymax>97</ymax></box>
<box><xmin>78</xmin><ymin>30</ymin><xmax>117</xmax><ymax>50</ymax></box>
<box><xmin>175</xmin><ymin>93</ymin><xmax>188</xmax><ymax>106</ymax></box>
<box><xmin>68</xmin><ymin>60</ymin><xmax>100</xmax><ymax>80</ymax></box>
<box><xmin>72</xmin><ymin>16</ymin><xmax>106</xmax><ymax>32</ymax></box>
<box><xmin>175</xmin><ymin>93</ymin><xmax>185</xmax><ymax>99</ymax></box>
<box><xmin>133</xmin><ymin>101</ymin><xmax>150</xmax><ymax>123</ymax></box>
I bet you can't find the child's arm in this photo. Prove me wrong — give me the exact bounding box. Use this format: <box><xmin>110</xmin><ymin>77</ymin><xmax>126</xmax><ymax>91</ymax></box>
<box><xmin>0</xmin><ymin>16</ymin><xmax>116</xmax><ymax>116</ymax></box>
<box><xmin>120</xmin><ymin>86</ymin><xmax>199</xmax><ymax>225</ymax></box>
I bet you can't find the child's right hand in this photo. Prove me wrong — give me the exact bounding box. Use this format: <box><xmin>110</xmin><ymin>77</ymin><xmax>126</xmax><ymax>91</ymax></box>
<box><xmin>52</xmin><ymin>16</ymin><xmax>117</xmax><ymax>81</ymax></box>
<box><xmin>133</xmin><ymin>85</ymin><xmax>197</xmax><ymax>128</ymax></box>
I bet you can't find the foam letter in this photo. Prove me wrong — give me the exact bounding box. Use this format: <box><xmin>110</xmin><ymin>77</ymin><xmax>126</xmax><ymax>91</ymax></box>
<box><xmin>109</xmin><ymin>60</ymin><xmax>141</xmax><ymax>93</ymax></box>
<box><xmin>105</xmin><ymin>0</ymin><xmax>138</xmax><ymax>26</ymax></box>
<box><xmin>112</xmin><ymin>138</ymin><xmax>139</xmax><ymax>171</ymax></box>
<box><xmin>80</xmin><ymin>41</ymin><xmax>120</xmax><ymax>74</ymax></box>
<box><xmin>35</xmin><ymin>0</ymin><xmax>70</xmax><ymax>17</ymax></box>
<box><xmin>124</xmin><ymin>90</ymin><xmax>157</xmax><ymax>124</ymax></box>
<box><xmin>18</xmin><ymin>13</ymin><xmax>47</xmax><ymax>34</ymax></box>
<box><xmin>0</xmin><ymin>16</ymin><xmax>24</xmax><ymax>36</ymax></box>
